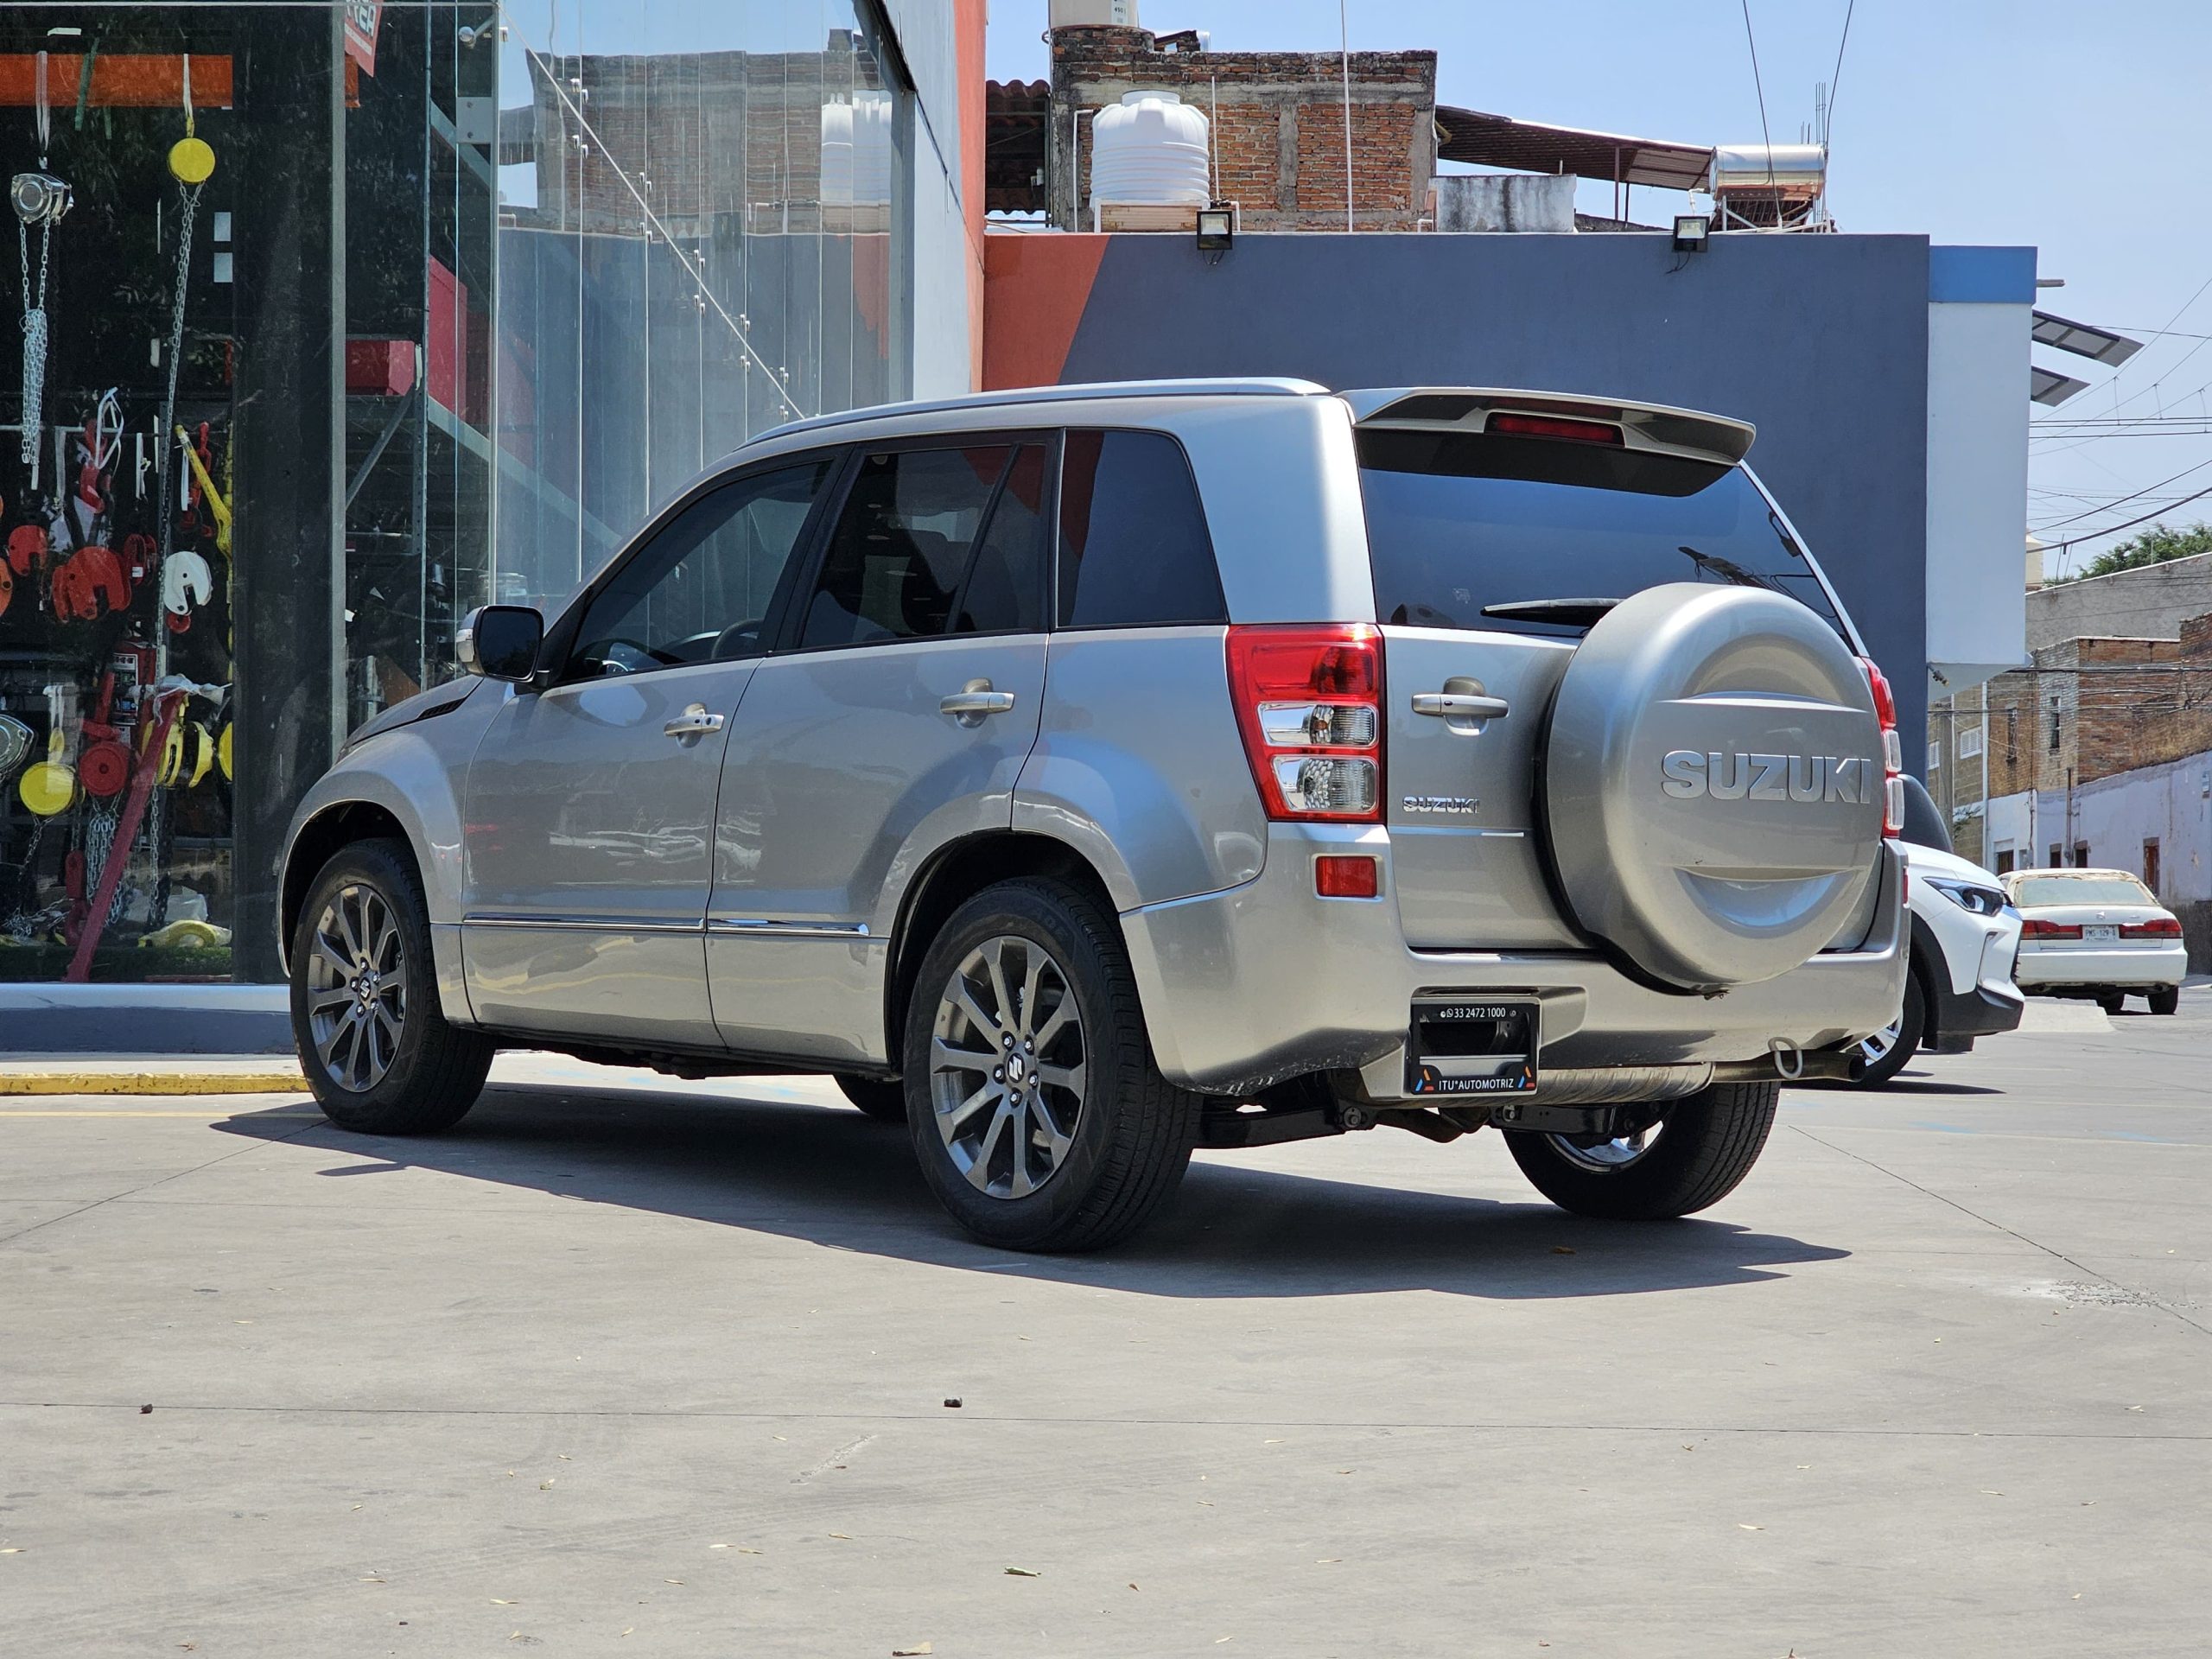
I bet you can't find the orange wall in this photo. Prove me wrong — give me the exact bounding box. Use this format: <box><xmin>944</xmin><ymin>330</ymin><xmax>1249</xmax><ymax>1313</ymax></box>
<box><xmin>957</xmin><ymin>0</ymin><xmax>988</xmax><ymax>389</ymax></box>
<box><xmin>982</xmin><ymin>234</ymin><xmax>1109</xmax><ymax>391</ymax></box>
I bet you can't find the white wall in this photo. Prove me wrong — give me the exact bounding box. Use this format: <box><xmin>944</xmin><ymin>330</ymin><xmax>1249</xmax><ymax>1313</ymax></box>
<box><xmin>1925</xmin><ymin>300</ymin><xmax>2031</xmax><ymax>695</ymax></box>
<box><xmin>882</xmin><ymin>0</ymin><xmax>976</xmax><ymax>401</ymax></box>
<box><xmin>2069</xmin><ymin>754</ymin><xmax>2212</xmax><ymax>904</ymax></box>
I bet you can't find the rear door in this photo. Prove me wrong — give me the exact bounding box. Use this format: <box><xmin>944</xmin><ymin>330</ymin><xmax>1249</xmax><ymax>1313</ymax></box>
<box><xmin>1358</xmin><ymin>416</ymin><xmax>1856</xmax><ymax>950</ymax></box>
<box><xmin>706</xmin><ymin>438</ymin><xmax>1052</xmax><ymax>1064</ymax></box>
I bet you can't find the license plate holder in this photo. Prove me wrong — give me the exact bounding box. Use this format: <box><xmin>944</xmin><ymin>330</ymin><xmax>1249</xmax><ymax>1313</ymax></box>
<box><xmin>2084</xmin><ymin>925</ymin><xmax>2119</xmax><ymax>944</ymax></box>
<box><xmin>1406</xmin><ymin>997</ymin><xmax>1539</xmax><ymax>1096</ymax></box>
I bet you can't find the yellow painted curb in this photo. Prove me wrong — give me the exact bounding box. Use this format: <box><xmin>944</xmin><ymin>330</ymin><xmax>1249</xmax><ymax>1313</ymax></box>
<box><xmin>0</xmin><ymin>1071</ymin><xmax>306</xmax><ymax>1097</ymax></box>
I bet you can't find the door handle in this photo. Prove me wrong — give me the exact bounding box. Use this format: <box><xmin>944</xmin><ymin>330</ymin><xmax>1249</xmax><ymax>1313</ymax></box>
<box><xmin>940</xmin><ymin>680</ymin><xmax>1017</xmax><ymax>725</ymax></box>
<box><xmin>1413</xmin><ymin>691</ymin><xmax>1510</xmax><ymax>721</ymax></box>
<box><xmin>663</xmin><ymin>702</ymin><xmax>727</xmax><ymax>738</ymax></box>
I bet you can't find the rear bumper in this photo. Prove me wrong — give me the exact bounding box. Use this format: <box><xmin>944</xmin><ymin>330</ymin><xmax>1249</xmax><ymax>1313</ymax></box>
<box><xmin>1121</xmin><ymin>830</ymin><xmax>1906</xmax><ymax>1099</ymax></box>
<box><xmin>1925</xmin><ymin>980</ymin><xmax>2024</xmax><ymax>1052</ymax></box>
<box><xmin>2014</xmin><ymin>942</ymin><xmax>2189</xmax><ymax>992</ymax></box>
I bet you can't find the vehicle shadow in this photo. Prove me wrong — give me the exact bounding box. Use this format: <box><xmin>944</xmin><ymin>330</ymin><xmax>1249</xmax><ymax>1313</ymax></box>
<box><xmin>213</xmin><ymin>1081</ymin><xmax>1849</xmax><ymax>1302</ymax></box>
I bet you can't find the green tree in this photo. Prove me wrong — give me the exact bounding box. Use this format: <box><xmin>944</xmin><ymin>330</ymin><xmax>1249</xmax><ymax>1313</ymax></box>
<box><xmin>2058</xmin><ymin>521</ymin><xmax>2212</xmax><ymax>582</ymax></box>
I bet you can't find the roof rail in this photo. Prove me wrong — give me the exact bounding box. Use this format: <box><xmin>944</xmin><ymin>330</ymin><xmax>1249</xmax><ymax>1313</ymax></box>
<box><xmin>746</xmin><ymin>378</ymin><xmax>1330</xmax><ymax>448</ymax></box>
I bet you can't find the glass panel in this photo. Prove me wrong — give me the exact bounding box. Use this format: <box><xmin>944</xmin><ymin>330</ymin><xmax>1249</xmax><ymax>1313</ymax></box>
<box><xmin>1058</xmin><ymin>431</ymin><xmax>1228</xmax><ymax>629</ymax></box>
<box><xmin>572</xmin><ymin>459</ymin><xmax>835</xmax><ymax>677</ymax></box>
<box><xmin>802</xmin><ymin>448</ymin><xmax>1010</xmax><ymax>648</ymax></box>
<box><xmin>958</xmin><ymin>444</ymin><xmax>1050</xmax><ymax>634</ymax></box>
<box><xmin>0</xmin><ymin>0</ymin><xmax>921</xmax><ymax>985</ymax></box>
<box><xmin>1358</xmin><ymin>429</ymin><xmax>1846</xmax><ymax>640</ymax></box>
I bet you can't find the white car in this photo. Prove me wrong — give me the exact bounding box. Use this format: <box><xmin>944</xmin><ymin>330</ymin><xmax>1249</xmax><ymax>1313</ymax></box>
<box><xmin>1855</xmin><ymin>779</ymin><xmax>2024</xmax><ymax>1085</ymax></box>
<box><xmin>2003</xmin><ymin>868</ymin><xmax>2188</xmax><ymax>1015</ymax></box>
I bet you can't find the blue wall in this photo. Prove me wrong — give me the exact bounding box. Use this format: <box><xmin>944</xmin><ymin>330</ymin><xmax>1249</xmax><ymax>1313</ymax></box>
<box><xmin>1058</xmin><ymin>231</ymin><xmax>1934</xmax><ymax>746</ymax></box>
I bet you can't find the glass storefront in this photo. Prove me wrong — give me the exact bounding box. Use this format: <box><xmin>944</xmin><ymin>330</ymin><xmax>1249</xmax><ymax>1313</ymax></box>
<box><xmin>0</xmin><ymin>2</ymin><xmax>916</xmax><ymax>983</ymax></box>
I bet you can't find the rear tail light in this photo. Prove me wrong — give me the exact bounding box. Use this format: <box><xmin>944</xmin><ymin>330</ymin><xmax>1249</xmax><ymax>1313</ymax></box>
<box><xmin>1858</xmin><ymin>655</ymin><xmax>1905</xmax><ymax>837</ymax></box>
<box><xmin>2022</xmin><ymin>918</ymin><xmax>2083</xmax><ymax>940</ymax></box>
<box><xmin>1314</xmin><ymin>855</ymin><xmax>1380</xmax><ymax>899</ymax></box>
<box><xmin>1485</xmin><ymin>411</ymin><xmax>1624</xmax><ymax>446</ymax></box>
<box><xmin>2122</xmin><ymin>917</ymin><xmax>2183</xmax><ymax>938</ymax></box>
<box><xmin>1226</xmin><ymin>625</ymin><xmax>1383</xmax><ymax>823</ymax></box>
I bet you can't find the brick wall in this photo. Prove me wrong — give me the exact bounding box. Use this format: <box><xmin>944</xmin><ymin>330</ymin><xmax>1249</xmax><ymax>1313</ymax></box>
<box><xmin>1047</xmin><ymin>27</ymin><xmax>1436</xmax><ymax>232</ymax></box>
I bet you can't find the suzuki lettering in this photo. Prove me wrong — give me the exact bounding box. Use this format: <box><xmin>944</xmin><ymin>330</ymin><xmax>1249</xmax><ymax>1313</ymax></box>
<box><xmin>1660</xmin><ymin>750</ymin><xmax>1873</xmax><ymax>805</ymax></box>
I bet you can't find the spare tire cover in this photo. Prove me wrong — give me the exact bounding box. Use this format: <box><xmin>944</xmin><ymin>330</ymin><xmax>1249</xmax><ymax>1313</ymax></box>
<box><xmin>1544</xmin><ymin>582</ymin><xmax>1885</xmax><ymax>988</ymax></box>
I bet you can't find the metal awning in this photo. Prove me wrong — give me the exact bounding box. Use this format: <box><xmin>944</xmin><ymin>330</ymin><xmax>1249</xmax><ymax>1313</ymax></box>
<box><xmin>2030</xmin><ymin>366</ymin><xmax>2092</xmax><ymax>407</ymax></box>
<box><xmin>1434</xmin><ymin>106</ymin><xmax>1713</xmax><ymax>192</ymax></box>
<box><xmin>2031</xmin><ymin>311</ymin><xmax>2143</xmax><ymax>367</ymax></box>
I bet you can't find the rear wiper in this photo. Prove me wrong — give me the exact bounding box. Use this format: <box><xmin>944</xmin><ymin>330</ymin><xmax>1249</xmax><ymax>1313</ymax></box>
<box><xmin>1479</xmin><ymin>597</ymin><xmax>1622</xmax><ymax>627</ymax></box>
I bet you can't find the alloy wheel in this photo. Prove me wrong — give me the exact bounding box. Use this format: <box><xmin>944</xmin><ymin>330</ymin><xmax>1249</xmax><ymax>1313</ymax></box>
<box><xmin>1859</xmin><ymin>1017</ymin><xmax>1902</xmax><ymax>1068</ymax></box>
<box><xmin>928</xmin><ymin>934</ymin><xmax>1085</xmax><ymax>1199</ymax></box>
<box><xmin>1548</xmin><ymin>1121</ymin><xmax>1662</xmax><ymax>1172</ymax></box>
<box><xmin>304</xmin><ymin>882</ymin><xmax>408</xmax><ymax>1092</ymax></box>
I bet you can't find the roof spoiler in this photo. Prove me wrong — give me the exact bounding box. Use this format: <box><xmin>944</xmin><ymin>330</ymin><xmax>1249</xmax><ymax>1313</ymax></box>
<box><xmin>1344</xmin><ymin>386</ymin><xmax>1755</xmax><ymax>466</ymax></box>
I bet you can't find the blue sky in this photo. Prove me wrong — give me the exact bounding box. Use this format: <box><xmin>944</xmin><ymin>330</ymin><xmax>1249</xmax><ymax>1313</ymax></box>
<box><xmin>988</xmin><ymin>1</ymin><xmax>2212</xmax><ymax>573</ymax></box>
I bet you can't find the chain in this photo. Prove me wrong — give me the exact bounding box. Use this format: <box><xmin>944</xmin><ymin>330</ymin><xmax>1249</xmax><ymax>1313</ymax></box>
<box><xmin>1</xmin><ymin>815</ymin><xmax>48</xmax><ymax>937</ymax></box>
<box><xmin>154</xmin><ymin>181</ymin><xmax>200</xmax><ymax>573</ymax></box>
<box><xmin>18</xmin><ymin>219</ymin><xmax>51</xmax><ymax>467</ymax></box>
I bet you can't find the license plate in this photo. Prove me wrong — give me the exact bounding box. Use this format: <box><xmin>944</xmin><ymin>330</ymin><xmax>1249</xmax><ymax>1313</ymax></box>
<box><xmin>2084</xmin><ymin>925</ymin><xmax>2118</xmax><ymax>944</ymax></box>
<box><xmin>1406</xmin><ymin>998</ymin><xmax>1539</xmax><ymax>1096</ymax></box>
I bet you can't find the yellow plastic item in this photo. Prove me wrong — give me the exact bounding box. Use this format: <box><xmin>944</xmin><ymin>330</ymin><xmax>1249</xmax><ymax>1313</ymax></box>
<box><xmin>175</xmin><ymin>425</ymin><xmax>232</xmax><ymax>557</ymax></box>
<box><xmin>137</xmin><ymin>918</ymin><xmax>231</xmax><ymax>950</ymax></box>
<box><xmin>188</xmin><ymin>722</ymin><xmax>215</xmax><ymax>786</ymax></box>
<box><xmin>217</xmin><ymin>721</ymin><xmax>232</xmax><ymax>779</ymax></box>
<box><xmin>168</xmin><ymin>136</ymin><xmax>216</xmax><ymax>185</ymax></box>
<box><xmin>18</xmin><ymin>730</ymin><xmax>75</xmax><ymax>816</ymax></box>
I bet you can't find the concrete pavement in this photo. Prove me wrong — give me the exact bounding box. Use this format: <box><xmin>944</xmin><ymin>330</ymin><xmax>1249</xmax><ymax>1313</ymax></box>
<box><xmin>2</xmin><ymin>993</ymin><xmax>2208</xmax><ymax>1656</ymax></box>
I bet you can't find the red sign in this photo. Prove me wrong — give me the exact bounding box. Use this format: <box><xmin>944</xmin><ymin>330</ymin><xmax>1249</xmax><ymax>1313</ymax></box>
<box><xmin>343</xmin><ymin>0</ymin><xmax>382</xmax><ymax>77</ymax></box>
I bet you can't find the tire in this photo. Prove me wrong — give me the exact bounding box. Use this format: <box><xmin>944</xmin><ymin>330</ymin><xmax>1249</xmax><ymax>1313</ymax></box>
<box><xmin>902</xmin><ymin>877</ymin><xmax>1205</xmax><ymax>1253</ymax></box>
<box><xmin>290</xmin><ymin>838</ymin><xmax>493</xmax><ymax>1135</ymax></box>
<box><xmin>1503</xmin><ymin>1081</ymin><xmax>1780</xmax><ymax>1221</ymax></box>
<box><xmin>1854</xmin><ymin>972</ymin><xmax>1928</xmax><ymax>1088</ymax></box>
<box><xmin>2147</xmin><ymin>987</ymin><xmax>2180</xmax><ymax>1016</ymax></box>
<box><xmin>835</xmin><ymin>1073</ymin><xmax>909</xmax><ymax>1122</ymax></box>
<box><xmin>2098</xmin><ymin>992</ymin><xmax>2127</xmax><ymax>1014</ymax></box>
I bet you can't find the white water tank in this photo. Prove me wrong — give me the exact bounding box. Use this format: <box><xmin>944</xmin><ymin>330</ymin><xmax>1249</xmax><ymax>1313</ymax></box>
<box><xmin>1052</xmin><ymin>0</ymin><xmax>1140</xmax><ymax>27</ymax></box>
<box><xmin>1089</xmin><ymin>89</ymin><xmax>1210</xmax><ymax>207</ymax></box>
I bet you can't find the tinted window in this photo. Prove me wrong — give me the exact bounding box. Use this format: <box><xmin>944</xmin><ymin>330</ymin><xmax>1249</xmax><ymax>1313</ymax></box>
<box><xmin>1897</xmin><ymin>775</ymin><xmax>1952</xmax><ymax>855</ymax></box>
<box><xmin>572</xmin><ymin>459</ymin><xmax>833</xmax><ymax>677</ymax></box>
<box><xmin>2012</xmin><ymin>874</ymin><xmax>2157</xmax><ymax>907</ymax></box>
<box><xmin>957</xmin><ymin>443</ymin><xmax>1049</xmax><ymax>634</ymax></box>
<box><xmin>1358</xmin><ymin>429</ymin><xmax>1846</xmax><ymax>640</ymax></box>
<box><xmin>1058</xmin><ymin>429</ymin><xmax>1227</xmax><ymax>629</ymax></box>
<box><xmin>802</xmin><ymin>447</ymin><xmax>1010</xmax><ymax>648</ymax></box>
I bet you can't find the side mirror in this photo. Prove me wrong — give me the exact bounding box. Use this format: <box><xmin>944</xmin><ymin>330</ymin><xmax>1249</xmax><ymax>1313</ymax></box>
<box><xmin>456</xmin><ymin>605</ymin><xmax>544</xmax><ymax>683</ymax></box>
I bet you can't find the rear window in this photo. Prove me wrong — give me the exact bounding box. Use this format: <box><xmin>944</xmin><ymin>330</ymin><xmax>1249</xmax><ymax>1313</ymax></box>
<box><xmin>1357</xmin><ymin>429</ymin><xmax>1846</xmax><ymax>640</ymax></box>
<box><xmin>2012</xmin><ymin>874</ymin><xmax>2157</xmax><ymax>907</ymax></box>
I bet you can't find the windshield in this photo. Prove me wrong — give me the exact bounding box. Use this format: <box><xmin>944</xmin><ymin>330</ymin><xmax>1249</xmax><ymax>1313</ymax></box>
<box><xmin>1357</xmin><ymin>429</ymin><xmax>1847</xmax><ymax>641</ymax></box>
<box><xmin>2011</xmin><ymin>874</ymin><xmax>2157</xmax><ymax>907</ymax></box>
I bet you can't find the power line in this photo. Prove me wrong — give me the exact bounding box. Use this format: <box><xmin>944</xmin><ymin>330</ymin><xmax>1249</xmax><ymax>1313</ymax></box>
<box><xmin>1824</xmin><ymin>0</ymin><xmax>1856</xmax><ymax>147</ymax></box>
<box><xmin>2031</xmin><ymin>454</ymin><xmax>2212</xmax><ymax>533</ymax></box>
<box><xmin>1738</xmin><ymin>0</ymin><xmax>1777</xmax><ymax>198</ymax></box>
<box><xmin>2040</xmin><ymin>479</ymin><xmax>2212</xmax><ymax>556</ymax></box>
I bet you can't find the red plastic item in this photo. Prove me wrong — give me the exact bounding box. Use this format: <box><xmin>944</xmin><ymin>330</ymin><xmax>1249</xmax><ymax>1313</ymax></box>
<box><xmin>1225</xmin><ymin>624</ymin><xmax>1385</xmax><ymax>823</ymax></box>
<box><xmin>1487</xmin><ymin>411</ymin><xmax>1624</xmax><ymax>446</ymax></box>
<box><xmin>1857</xmin><ymin>656</ymin><xmax>1906</xmax><ymax>838</ymax></box>
<box><xmin>1314</xmin><ymin>855</ymin><xmax>1380</xmax><ymax>899</ymax></box>
<box><xmin>345</xmin><ymin>339</ymin><xmax>416</xmax><ymax>397</ymax></box>
<box><xmin>5</xmin><ymin>522</ymin><xmax>46</xmax><ymax>578</ymax></box>
<box><xmin>79</xmin><ymin>673</ymin><xmax>130</xmax><ymax>799</ymax></box>
<box><xmin>50</xmin><ymin>545</ymin><xmax>130</xmax><ymax>621</ymax></box>
<box><xmin>2121</xmin><ymin>917</ymin><xmax>2183</xmax><ymax>938</ymax></box>
<box><xmin>65</xmin><ymin>692</ymin><xmax>183</xmax><ymax>982</ymax></box>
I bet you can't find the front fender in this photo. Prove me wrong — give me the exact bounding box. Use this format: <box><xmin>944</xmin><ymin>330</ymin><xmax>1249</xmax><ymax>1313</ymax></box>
<box><xmin>280</xmin><ymin>683</ymin><xmax>505</xmax><ymax>1024</ymax></box>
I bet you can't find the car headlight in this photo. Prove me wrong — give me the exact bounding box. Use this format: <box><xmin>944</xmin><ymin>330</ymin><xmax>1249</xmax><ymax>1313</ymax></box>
<box><xmin>1927</xmin><ymin>878</ymin><xmax>2007</xmax><ymax>917</ymax></box>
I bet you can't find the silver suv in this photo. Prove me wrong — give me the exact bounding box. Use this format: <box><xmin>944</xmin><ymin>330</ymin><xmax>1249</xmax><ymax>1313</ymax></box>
<box><xmin>282</xmin><ymin>379</ymin><xmax>1905</xmax><ymax>1250</ymax></box>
